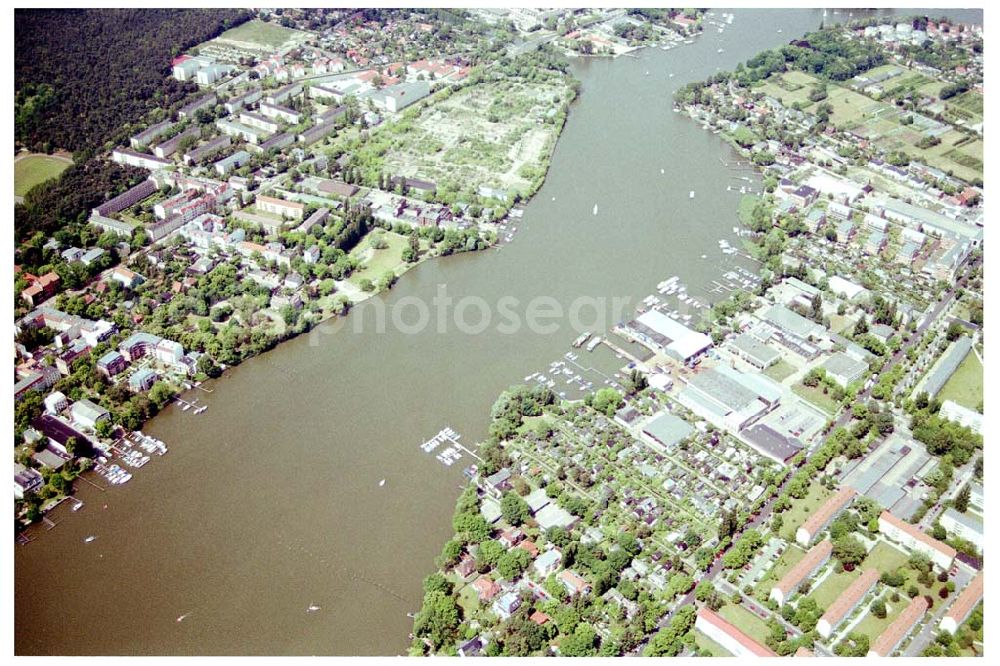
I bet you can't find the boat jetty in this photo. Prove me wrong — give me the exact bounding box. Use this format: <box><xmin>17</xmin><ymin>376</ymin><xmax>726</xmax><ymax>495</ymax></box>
<box><xmin>420</xmin><ymin>427</ymin><xmax>480</xmax><ymax>468</ymax></box>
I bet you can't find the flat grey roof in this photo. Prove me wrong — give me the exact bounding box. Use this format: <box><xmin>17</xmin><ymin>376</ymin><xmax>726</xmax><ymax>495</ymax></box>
<box><xmin>731</xmin><ymin>333</ymin><xmax>781</xmax><ymax>366</ymax></box>
<box><xmin>689</xmin><ymin>368</ymin><xmax>758</xmax><ymax>413</ymax></box>
<box><xmin>642</xmin><ymin>412</ymin><xmax>694</xmax><ymax>448</ymax></box>
<box><xmin>740</xmin><ymin>423</ymin><xmax>803</xmax><ymax>462</ymax></box>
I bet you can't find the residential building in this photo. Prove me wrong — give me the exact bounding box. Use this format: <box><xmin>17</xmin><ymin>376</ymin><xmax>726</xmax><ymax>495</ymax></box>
<box><xmin>128</xmin><ymin>368</ymin><xmax>159</xmax><ymax>392</ymax></box>
<box><xmin>868</xmin><ymin>596</ymin><xmax>928</xmax><ymax>656</ymax></box>
<box><xmin>878</xmin><ymin>510</ymin><xmax>957</xmax><ymax>570</ymax></box>
<box><xmin>817</xmin><ymin>568</ymin><xmax>879</xmax><ymax>638</ymax></box>
<box><xmin>96</xmin><ymin>350</ymin><xmax>127</xmax><ymax>377</ymax></box>
<box><xmin>178</xmin><ymin>94</ymin><xmax>217</xmax><ymax>119</ymax></box>
<box><xmin>557</xmin><ymin>569</ymin><xmax>592</xmax><ymax>597</ymax></box>
<box><xmin>770</xmin><ymin>540</ymin><xmax>832</xmax><ymax>607</ymax></box>
<box><xmin>130</xmin><ymin>120</ymin><xmax>176</xmax><ymax>150</ymax></box>
<box><xmin>534</xmin><ymin>548</ymin><xmax>562</xmax><ymax>577</ymax></box>
<box><xmin>240</xmin><ymin>112</ymin><xmax>281</xmax><ymax>133</ymax></box>
<box><xmin>112</xmin><ymin>147</ymin><xmax>173</xmax><ymax>171</ymax></box>
<box><xmin>939</xmin><ymin>400</ymin><xmax>982</xmax><ymax>434</ymax></box>
<box><xmin>492</xmin><ymin>592</ymin><xmax>521</xmax><ymax>620</ymax></box>
<box><xmin>471</xmin><ymin>576</ymin><xmax>500</xmax><ymax>602</ymax></box>
<box><xmin>939</xmin><ymin>508</ymin><xmax>983</xmax><ymax>552</ymax></box>
<box><xmin>14</xmin><ymin>463</ymin><xmax>44</xmax><ymax>499</ymax></box>
<box><xmin>694</xmin><ymin>607</ymin><xmax>777</xmax><ymax>657</ymax></box>
<box><xmin>259</xmin><ymin>102</ymin><xmax>301</xmax><ymax>124</ymax></box>
<box><xmin>939</xmin><ymin>572</ymin><xmax>983</xmax><ymax>634</ymax></box>
<box><xmin>256</xmin><ymin>195</ymin><xmax>305</xmax><ymax>220</ymax></box>
<box><xmin>796</xmin><ymin>487</ymin><xmax>856</xmax><ymax>546</ymax></box>
<box><xmin>43</xmin><ymin>391</ymin><xmax>68</xmax><ymax>415</ymax></box>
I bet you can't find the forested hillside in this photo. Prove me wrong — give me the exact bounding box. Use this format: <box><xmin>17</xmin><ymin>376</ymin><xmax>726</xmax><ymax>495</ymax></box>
<box><xmin>15</xmin><ymin>8</ymin><xmax>250</xmax><ymax>156</ymax></box>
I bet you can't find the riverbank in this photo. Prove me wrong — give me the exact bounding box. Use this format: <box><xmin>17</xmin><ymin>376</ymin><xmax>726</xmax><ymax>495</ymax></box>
<box><xmin>17</xmin><ymin>10</ymin><xmax>853</xmax><ymax>655</ymax></box>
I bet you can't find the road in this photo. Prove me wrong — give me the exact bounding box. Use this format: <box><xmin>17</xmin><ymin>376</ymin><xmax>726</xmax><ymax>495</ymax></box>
<box><xmin>630</xmin><ymin>256</ymin><xmax>977</xmax><ymax>655</ymax></box>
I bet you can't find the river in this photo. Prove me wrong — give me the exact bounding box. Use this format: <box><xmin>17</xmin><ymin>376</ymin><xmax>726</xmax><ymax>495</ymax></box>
<box><xmin>14</xmin><ymin>7</ymin><xmax>981</xmax><ymax>655</ymax></box>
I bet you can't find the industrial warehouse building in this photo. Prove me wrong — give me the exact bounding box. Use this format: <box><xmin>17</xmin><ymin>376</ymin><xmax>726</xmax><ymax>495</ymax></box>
<box><xmin>625</xmin><ymin>309</ymin><xmax>713</xmax><ymax>365</ymax></box>
<box><xmin>677</xmin><ymin>364</ymin><xmax>781</xmax><ymax>432</ymax></box>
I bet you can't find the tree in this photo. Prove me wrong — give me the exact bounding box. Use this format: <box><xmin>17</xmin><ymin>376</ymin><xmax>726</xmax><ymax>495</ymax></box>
<box><xmin>501</xmin><ymin>491</ymin><xmax>531</xmax><ymax>526</ymax></box>
<box><xmin>833</xmin><ymin>535</ymin><xmax>866</xmax><ymax>570</ymax></box>
<box><xmin>644</xmin><ymin>606</ymin><xmax>696</xmax><ymax>657</ymax></box>
<box><xmin>590</xmin><ymin>388</ymin><xmax>623</xmax><ymax>417</ymax></box>
<box><xmin>497</xmin><ymin>548</ymin><xmax>532</xmax><ymax>580</ymax></box>
<box><xmin>413</xmin><ymin>590</ymin><xmax>461</xmax><ymax>650</ymax></box>
<box><xmin>560</xmin><ymin>623</ymin><xmax>598</xmax><ymax>657</ymax></box>
<box><xmin>423</xmin><ymin>572</ymin><xmax>453</xmax><ymax>596</ymax></box>
<box><xmin>953</xmin><ymin>483</ymin><xmax>971</xmax><ymax>513</ymax></box>
<box><xmin>871</xmin><ymin>598</ymin><xmax>887</xmax><ymax>619</ymax></box>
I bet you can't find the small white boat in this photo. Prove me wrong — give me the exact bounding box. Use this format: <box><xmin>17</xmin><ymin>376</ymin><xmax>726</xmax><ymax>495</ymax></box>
<box><xmin>84</xmin><ymin>536</ymin><xmax>96</xmax><ymax>543</ymax></box>
<box><xmin>689</xmin><ymin>191</ymin><xmax>695</xmax><ymax>199</ymax></box>
<box><xmin>660</xmin><ymin>168</ymin><xmax>665</xmax><ymax>174</ymax></box>
<box><xmin>176</xmin><ymin>613</ymin><xmax>190</xmax><ymax>623</ymax></box>
<box><xmin>592</xmin><ymin>204</ymin><xmax>598</xmax><ymax>215</ymax></box>
<box><xmin>72</xmin><ymin>502</ymin><xmax>83</xmax><ymax>512</ymax></box>
<box><xmin>379</xmin><ymin>479</ymin><xmax>386</xmax><ymax>487</ymax></box>
<box><xmin>307</xmin><ymin>604</ymin><xmax>321</xmax><ymax>613</ymax></box>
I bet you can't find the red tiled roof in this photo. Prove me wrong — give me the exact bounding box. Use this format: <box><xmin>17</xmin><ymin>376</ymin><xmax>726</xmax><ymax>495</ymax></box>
<box><xmin>800</xmin><ymin>487</ymin><xmax>855</xmax><ymax>538</ymax></box>
<box><xmin>696</xmin><ymin>608</ymin><xmax>777</xmax><ymax>656</ymax></box>
<box><xmin>944</xmin><ymin>571</ymin><xmax>983</xmax><ymax>625</ymax></box>
<box><xmin>472</xmin><ymin>576</ymin><xmax>500</xmax><ymax>601</ymax></box>
<box><xmin>820</xmin><ymin>568</ymin><xmax>879</xmax><ymax>629</ymax></box>
<box><xmin>870</xmin><ymin>596</ymin><xmax>928</xmax><ymax>656</ymax></box>
<box><xmin>530</xmin><ymin>611</ymin><xmax>550</xmax><ymax>626</ymax></box>
<box><xmin>879</xmin><ymin>511</ymin><xmax>958</xmax><ymax>559</ymax></box>
<box><xmin>773</xmin><ymin>540</ymin><xmax>832</xmax><ymax>597</ymax></box>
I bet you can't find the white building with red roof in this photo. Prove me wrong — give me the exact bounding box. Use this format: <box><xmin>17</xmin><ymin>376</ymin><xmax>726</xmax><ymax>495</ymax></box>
<box><xmin>694</xmin><ymin>607</ymin><xmax>777</xmax><ymax>657</ymax></box>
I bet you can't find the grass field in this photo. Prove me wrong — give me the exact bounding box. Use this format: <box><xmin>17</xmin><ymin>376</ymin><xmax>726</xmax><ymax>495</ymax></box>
<box><xmin>937</xmin><ymin>351</ymin><xmax>983</xmax><ymax>411</ymax></box>
<box><xmin>347</xmin><ymin>231</ymin><xmax>412</xmax><ymax>289</ymax></box>
<box><xmin>764</xmin><ymin>359</ymin><xmax>796</xmax><ymax>382</ymax></box>
<box><xmin>792</xmin><ymin>383</ymin><xmax>840</xmax><ymax>417</ymax></box>
<box><xmin>779</xmin><ymin>484</ymin><xmax>834</xmax><ymax>542</ymax></box>
<box><xmin>719</xmin><ymin>603</ymin><xmax>772</xmax><ymax>640</ymax></box>
<box><xmin>804</xmin><ymin>543</ymin><xmax>908</xmax><ymax>613</ymax></box>
<box><xmin>14</xmin><ymin>153</ymin><xmax>71</xmax><ymax>197</ymax></box>
<box><xmin>807</xmin><ymin>568</ymin><xmax>861</xmax><ymax>610</ymax></box>
<box><xmin>213</xmin><ymin>19</ymin><xmax>307</xmax><ymax>50</ymax></box>
<box><xmin>755</xmin><ymin>71</ymin><xmax>820</xmax><ymax>109</ymax></box>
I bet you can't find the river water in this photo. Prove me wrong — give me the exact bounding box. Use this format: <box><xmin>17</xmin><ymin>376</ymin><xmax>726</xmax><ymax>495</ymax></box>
<box><xmin>15</xmin><ymin>8</ymin><xmax>980</xmax><ymax>655</ymax></box>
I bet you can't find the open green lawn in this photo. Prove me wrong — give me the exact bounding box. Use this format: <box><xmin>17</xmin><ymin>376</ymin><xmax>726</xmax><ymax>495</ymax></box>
<box><xmin>937</xmin><ymin>351</ymin><xmax>983</xmax><ymax>411</ymax></box>
<box><xmin>347</xmin><ymin>231</ymin><xmax>416</xmax><ymax>289</ymax></box>
<box><xmin>852</xmin><ymin>590</ymin><xmax>903</xmax><ymax>644</ymax></box>
<box><xmin>215</xmin><ymin>19</ymin><xmax>306</xmax><ymax>49</ymax></box>
<box><xmin>863</xmin><ymin>541</ymin><xmax>909</xmax><ymax>574</ymax></box>
<box><xmin>755</xmin><ymin>71</ymin><xmax>820</xmax><ymax>109</ymax></box>
<box><xmin>779</xmin><ymin>484</ymin><xmax>834</xmax><ymax>542</ymax></box>
<box><xmin>807</xmin><ymin>568</ymin><xmax>860</xmax><ymax>611</ymax></box>
<box><xmin>719</xmin><ymin>603</ymin><xmax>772</xmax><ymax>640</ymax></box>
<box><xmin>14</xmin><ymin>154</ymin><xmax>71</xmax><ymax>197</ymax></box>
<box><xmin>763</xmin><ymin>358</ymin><xmax>796</xmax><ymax>382</ymax></box>
<box><xmin>755</xmin><ymin>545</ymin><xmax>806</xmax><ymax>599</ymax></box>
<box><xmin>793</xmin><ymin>383</ymin><xmax>841</xmax><ymax>417</ymax></box>
<box><xmin>825</xmin><ymin>85</ymin><xmax>892</xmax><ymax>129</ymax></box>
